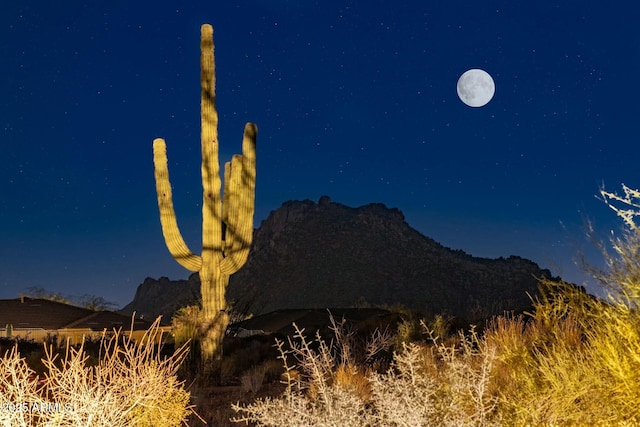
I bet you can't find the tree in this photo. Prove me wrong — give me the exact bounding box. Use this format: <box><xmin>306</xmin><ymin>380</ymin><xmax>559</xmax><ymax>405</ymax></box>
<box><xmin>24</xmin><ymin>287</ymin><xmax>117</xmax><ymax>311</ymax></box>
<box><xmin>78</xmin><ymin>294</ymin><xmax>118</xmax><ymax>311</ymax></box>
<box><xmin>24</xmin><ymin>287</ymin><xmax>70</xmax><ymax>304</ymax></box>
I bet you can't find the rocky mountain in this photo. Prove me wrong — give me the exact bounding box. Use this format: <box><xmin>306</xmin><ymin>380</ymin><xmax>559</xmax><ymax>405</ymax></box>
<box><xmin>121</xmin><ymin>275</ymin><xmax>200</xmax><ymax>323</ymax></box>
<box><xmin>122</xmin><ymin>197</ymin><xmax>559</xmax><ymax>322</ymax></box>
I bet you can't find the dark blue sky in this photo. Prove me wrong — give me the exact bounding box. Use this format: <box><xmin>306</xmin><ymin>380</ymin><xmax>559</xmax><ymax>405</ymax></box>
<box><xmin>1</xmin><ymin>1</ymin><xmax>637</xmax><ymax>308</ymax></box>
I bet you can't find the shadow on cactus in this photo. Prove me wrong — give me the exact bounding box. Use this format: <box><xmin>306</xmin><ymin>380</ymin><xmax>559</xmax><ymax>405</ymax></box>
<box><xmin>152</xmin><ymin>23</ymin><xmax>257</xmax><ymax>367</ymax></box>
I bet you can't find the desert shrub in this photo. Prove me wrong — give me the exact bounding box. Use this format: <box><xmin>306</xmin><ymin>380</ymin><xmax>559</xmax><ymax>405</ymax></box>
<box><xmin>481</xmin><ymin>184</ymin><xmax>640</xmax><ymax>424</ymax></box>
<box><xmin>368</xmin><ymin>339</ymin><xmax>498</xmax><ymax>426</ymax></box>
<box><xmin>584</xmin><ymin>304</ymin><xmax>640</xmax><ymax>421</ymax></box>
<box><xmin>392</xmin><ymin>313</ymin><xmax>457</xmax><ymax>353</ymax></box>
<box><xmin>368</xmin><ymin>324</ymin><xmax>500</xmax><ymax>427</ymax></box>
<box><xmin>394</xmin><ymin>317</ymin><xmax>426</xmax><ymax>349</ymax></box>
<box><xmin>488</xmin><ymin>282</ymin><xmax>640</xmax><ymax>424</ymax></box>
<box><xmin>231</xmin><ymin>323</ymin><xmax>375</xmax><ymax>426</ymax></box>
<box><xmin>0</xmin><ymin>346</ymin><xmax>48</xmax><ymax>426</ymax></box>
<box><xmin>231</xmin><ymin>318</ymin><xmax>500</xmax><ymax>426</ymax></box>
<box><xmin>0</xmin><ymin>317</ymin><xmax>196</xmax><ymax>426</ymax></box>
<box><xmin>585</xmin><ymin>184</ymin><xmax>640</xmax><ymax>421</ymax></box>
<box><xmin>485</xmin><ymin>302</ymin><xmax>608</xmax><ymax>424</ymax></box>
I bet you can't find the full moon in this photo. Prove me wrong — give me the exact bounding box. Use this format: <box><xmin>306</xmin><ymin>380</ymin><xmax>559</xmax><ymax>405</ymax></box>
<box><xmin>456</xmin><ymin>69</ymin><xmax>495</xmax><ymax>107</ymax></box>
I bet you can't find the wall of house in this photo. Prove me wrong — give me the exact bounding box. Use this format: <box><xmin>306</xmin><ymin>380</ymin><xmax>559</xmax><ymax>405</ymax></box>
<box><xmin>0</xmin><ymin>326</ymin><xmax>172</xmax><ymax>346</ymax></box>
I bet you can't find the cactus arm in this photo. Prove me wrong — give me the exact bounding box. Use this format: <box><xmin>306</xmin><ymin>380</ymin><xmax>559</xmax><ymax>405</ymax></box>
<box><xmin>222</xmin><ymin>156</ymin><xmax>239</xmax><ymax>248</ymax></box>
<box><xmin>220</xmin><ymin>155</ymin><xmax>243</xmax><ymax>271</ymax></box>
<box><xmin>220</xmin><ymin>123</ymin><xmax>257</xmax><ymax>275</ymax></box>
<box><xmin>152</xmin><ymin>138</ymin><xmax>203</xmax><ymax>272</ymax></box>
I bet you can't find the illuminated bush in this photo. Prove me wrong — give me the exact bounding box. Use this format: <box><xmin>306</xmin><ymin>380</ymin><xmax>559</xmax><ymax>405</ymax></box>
<box><xmin>484</xmin><ymin>184</ymin><xmax>640</xmax><ymax>424</ymax></box>
<box><xmin>0</xmin><ymin>318</ymin><xmax>196</xmax><ymax>426</ymax></box>
<box><xmin>231</xmin><ymin>319</ymin><xmax>500</xmax><ymax>426</ymax></box>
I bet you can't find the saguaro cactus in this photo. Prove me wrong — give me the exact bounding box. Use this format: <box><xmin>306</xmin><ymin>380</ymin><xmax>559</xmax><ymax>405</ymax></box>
<box><xmin>152</xmin><ymin>24</ymin><xmax>257</xmax><ymax>362</ymax></box>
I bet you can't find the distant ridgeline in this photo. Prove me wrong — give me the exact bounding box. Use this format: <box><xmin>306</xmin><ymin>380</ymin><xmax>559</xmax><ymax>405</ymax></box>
<box><xmin>122</xmin><ymin>197</ymin><xmax>561</xmax><ymax>323</ymax></box>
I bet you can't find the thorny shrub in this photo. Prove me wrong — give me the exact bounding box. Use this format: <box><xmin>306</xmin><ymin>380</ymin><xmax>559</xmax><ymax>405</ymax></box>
<box><xmin>0</xmin><ymin>317</ymin><xmax>197</xmax><ymax>426</ymax></box>
<box><xmin>231</xmin><ymin>316</ymin><xmax>500</xmax><ymax>426</ymax></box>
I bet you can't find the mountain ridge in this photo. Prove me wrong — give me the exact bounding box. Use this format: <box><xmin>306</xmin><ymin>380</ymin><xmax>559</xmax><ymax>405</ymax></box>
<box><xmin>121</xmin><ymin>197</ymin><xmax>558</xmax><ymax>322</ymax></box>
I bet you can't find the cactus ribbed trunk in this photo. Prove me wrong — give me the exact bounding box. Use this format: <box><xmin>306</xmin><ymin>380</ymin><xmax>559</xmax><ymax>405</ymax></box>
<box><xmin>152</xmin><ymin>24</ymin><xmax>257</xmax><ymax>364</ymax></box>
<box><xmin>199</xmin><ymin>266</ymin><xmax>229</xmax><ymax>360</ymax></box>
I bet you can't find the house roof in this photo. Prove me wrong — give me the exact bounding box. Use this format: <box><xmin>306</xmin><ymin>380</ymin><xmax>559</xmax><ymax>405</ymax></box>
<box><xmin>0</xmin><ymin>297</ymin><xmax>155</xmax><ymax>331</ymax></box>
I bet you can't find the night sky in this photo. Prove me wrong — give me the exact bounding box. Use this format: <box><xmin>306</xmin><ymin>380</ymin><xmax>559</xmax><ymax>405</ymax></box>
<box><xmin>2</xmin><ymin>1</ymin><xmax>638</xmax><ymax>308</ymax></box>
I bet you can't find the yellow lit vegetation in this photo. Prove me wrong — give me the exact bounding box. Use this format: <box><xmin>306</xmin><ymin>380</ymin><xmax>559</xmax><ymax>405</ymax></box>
<box><xmin>231</xmin><ymin>184</ymin><xmax>640</xmax><ymax>426</ymax></box>
<box><xmin>0</xmin><ymin>318</ymin><xmax>196</xmax><ymax>426</ymax></box>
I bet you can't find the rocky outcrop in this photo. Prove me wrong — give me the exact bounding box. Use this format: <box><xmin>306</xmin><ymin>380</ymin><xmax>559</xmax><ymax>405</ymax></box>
<box><xmin>124</xmin><ymin>197</ymin><xmax>559</xmax><ymax>323</ymax></box>
<box><xmin>120</xmin><ymin>274</ymin><xmax>200</xmax><ymax>322</ymax></box>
